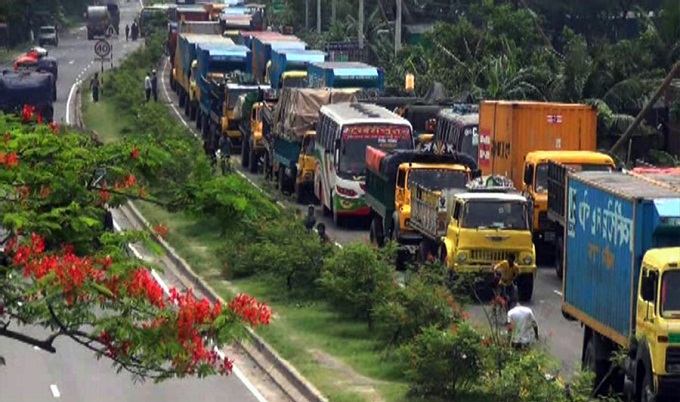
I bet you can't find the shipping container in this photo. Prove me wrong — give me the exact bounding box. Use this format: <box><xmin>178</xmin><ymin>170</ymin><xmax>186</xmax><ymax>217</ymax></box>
<box><xmin>251</xmin><ymin>36</ymin><xmax>305</xmax><ymax>83</ymax></box>
<box><xmin>478</xmin><ymin>101</ymin><xmax>597</xmax><ymax>190</ymax></box>
<box><xmin>307</xmin><ymin>62</ymin><xmax>385</xmax><ymax>91</ymax></box>
<box><xmin>563</xmin><ymin>171</ymin><xmax>680</xmax><ymax>345</ymax></box>
<box><xmin>269</xmin><ymin>49</ymin><xmax>326</xmax><ymax>88</ymax></box>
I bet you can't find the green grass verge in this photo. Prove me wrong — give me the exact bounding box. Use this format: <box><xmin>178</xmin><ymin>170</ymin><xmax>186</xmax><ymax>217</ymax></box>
<box><xmin>80</xmin><ymin>93</ymin><xmax>429</xmax><ymax>402</ymax></box>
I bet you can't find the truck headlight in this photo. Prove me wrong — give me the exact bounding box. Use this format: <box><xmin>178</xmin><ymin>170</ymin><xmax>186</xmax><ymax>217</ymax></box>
<box><xmin>523</xmin><ymin>255</ymin><xmax>533</xmax><ymax>265</ymax></box>
<box><xmin>457</xmin><ymin>252</ymin><xmax>467</xmax><ymax>262</ymax></box>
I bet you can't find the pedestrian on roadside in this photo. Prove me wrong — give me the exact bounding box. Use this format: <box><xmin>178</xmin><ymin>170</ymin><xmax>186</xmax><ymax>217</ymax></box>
<box><xmin>316</xmin><ymin>223</ymin><xmax>330</xmax><ymax>244</ymax></box>
<box><xmin>506</xmin><ymin>293</ymin><xmax>539</xmax><ymax>351</ymax></box>
<box><xmin>125</xmin><ymin>24</ymin><xmax>130</xmax><ymax>41</ymax></box>
<box><xmin>151</xmin><ymin>69</ymin><xmax>158</xmax><ymax>101</ymax></box>
<box><xmin>144</xmin><ymin>72</ymin><xmax>151</xmax><ymax>102</ymax></box>
<box><xmin>90</xmin><ymin>72</ymin><xmax>101</xmax><ymax>103</ymax></box>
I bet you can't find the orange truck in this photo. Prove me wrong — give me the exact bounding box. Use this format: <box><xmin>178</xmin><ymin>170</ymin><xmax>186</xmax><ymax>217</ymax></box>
<box><xmin>478</xmin><ymin>101</ymin><xmax>600</xmax><ymax>260</ymax></box>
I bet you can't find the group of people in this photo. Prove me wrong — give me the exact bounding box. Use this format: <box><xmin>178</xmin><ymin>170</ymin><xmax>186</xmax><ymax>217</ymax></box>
<box><xmin>124</xmin><ymin>21</ymin><xmax>139</xmax><ymax>41</ymax></box>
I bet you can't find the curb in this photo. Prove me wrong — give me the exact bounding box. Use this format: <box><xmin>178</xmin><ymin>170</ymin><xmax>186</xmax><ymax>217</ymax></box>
<box><xmin>71</xmin><ymin>50</ymin><xmax>327</xmax><ymax>402</ymax></box>
<box><xmin>119</xmin><ymin>202</ymin><xmax>328</xmax><ymax>402</ymax></box>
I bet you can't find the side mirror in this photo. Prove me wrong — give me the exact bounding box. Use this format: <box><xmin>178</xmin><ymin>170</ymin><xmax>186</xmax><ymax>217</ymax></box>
<box><xmin>524</xmin><ymin>164</ymin><xmax>534</xmax><ymax>186</ymax></box>
<box><xmin>641</xmin><ymin>276</ymin><xmax>655</xmax><ymax>302</ymax></box>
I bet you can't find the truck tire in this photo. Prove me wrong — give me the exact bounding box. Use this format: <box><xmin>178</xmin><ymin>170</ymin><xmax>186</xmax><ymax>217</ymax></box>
<box><xmin>392</xmin><ymin>221</ymin><xmax>407</xmax><ymax>271</ymax></box>
<box><xmin>555</xmin><ymin>237</ymin><xmax>564</xmax><ymax>279</ymax></box>
<box><xmin>369</xmin><ymin>217</ymin><xmax>385</xmax><ymax>247</ymax></box>
<box><xmin>178</xmin><ymin>89</ymin><xmax>185</xmax><ymax>107</ymax></box>
<box><xmin>196</xmin><ymin>110</ymin><xmax>202</xmax><ymax>129</ymax></box>
<box><xmin>190</xmin><ymin>103</ymin><xmax>197</xmax><ymax>121</ymax></box>
<box><xmin>583</xmin><ymin>337</ymin><xmax>610</xmax><ymax>396</ymax></box>
<box><xmin>248</xmin><ymin>143</ymin><xmax>258</xmax><ymax>173</ymax></box>
<box><xmin>202</xmin><ymin>115</ymin><xmax>209</xmax><ymax>138</ymax></box>
<box><xmin>240</xmin><ymin>140</ymin><xmax>249</xmax><ymax>168</ymax></box>
<box><xmin>517</xmin><ymin>274</ymin><xmax>534</xmax><ymax>302</ymax></box>
<box><xmin>87</xmin><ymin>30</ymin><xmax>93</xmax><ymax>40</ymax></box>
<box><xmin>641</xmin><ymin>364</ymin><xmax>656</xmax><ymax>402</ymax></box>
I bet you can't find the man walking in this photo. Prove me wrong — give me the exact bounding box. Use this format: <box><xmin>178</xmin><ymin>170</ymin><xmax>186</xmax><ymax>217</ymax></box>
<box><xmin>125</xmin><ymin>24</ymin><xmax>130</xmax><ymax>41</ymax></box>
<box><xmin>506</xmin><ymin>294</ymin><xmax>539</xmax><ymax>350</ymax></box>
<box><xmin>90</xmin><ymin>72</ymin><xmax>101</xmax><ymax>103</ymax></box>
<box><xmin>151</xmin><ymin>69</ymin><xmax>158</xmax><ymax>102</ymax></box>
<box><xmin>144</xmin><ymin>72</ymin><xmax>151</xmax><ymax>102</ymax></box>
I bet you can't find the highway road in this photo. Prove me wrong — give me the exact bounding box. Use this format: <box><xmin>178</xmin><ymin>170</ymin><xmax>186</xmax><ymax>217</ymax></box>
<box><xmin>0</xmin><ymin>2</ymin><xmax>287</xmax><ymax>401</ymax></box>
<box><xmin>156</xmin><ymin>56</ymin><xmax>585</xmax><ymax>376</ymax></box>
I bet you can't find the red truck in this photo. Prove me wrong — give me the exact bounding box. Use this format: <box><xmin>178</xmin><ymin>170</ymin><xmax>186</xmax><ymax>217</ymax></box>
<box><xmin>167</xmin><ymin>5</ymin><xmax>209</xmax><ymax>83</ymax></box>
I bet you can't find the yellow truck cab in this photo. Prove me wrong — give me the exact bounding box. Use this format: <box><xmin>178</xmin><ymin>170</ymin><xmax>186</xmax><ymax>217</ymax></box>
<box><xmin>524</xmin><ymin>150</ymin><xmax>615</xmax><ymax>267</ymax></box>
<box><xmin>294</xmin><ymin>131</ymin><xmax>317</xmax><ymax>202</ymax></box>
<box><xmin>365</xmin><ymin>143</ymin><xmax>479</xmax><ymax>269</ymax></box>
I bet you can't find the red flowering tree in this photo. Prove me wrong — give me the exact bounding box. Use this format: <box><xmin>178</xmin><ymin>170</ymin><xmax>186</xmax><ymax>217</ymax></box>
<box><xmin>0</xmin><ymin>117</ymin><xmax>271</xmax><ymax>380</ymax></box>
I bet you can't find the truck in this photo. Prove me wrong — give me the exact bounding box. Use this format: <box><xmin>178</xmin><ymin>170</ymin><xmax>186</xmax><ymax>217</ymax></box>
<box><xmin>433</xmin><ymin>106</ymin><xmax>479</xmax><ymax>159</ymax></box>
<box><xmin>169</xmin><ymin>21</ymin><xmax>222</xmax><ymax>91</ymax></box>
<box><xmin>628</xmin><ymin>167</ymin><xmax>680</xmax><ymax>191</ymax></box>
<box><xmin>307</xmin><ymin>62</ymin><xmax>385</xmax><ymax>91</ymax></box>
<box><xmin>0</xmin><ymin>71</ymin><xmax>55</xmax><ymax>122</ymax></box>
<box><xmin>560</xmin><ymin>171</ymin><xmax>680</xmax><ymax>401</ymax></box>
<box><xmin>365</xmin><ymin>142</ymin><xmax>479</xmax><ymax>269</ymax></box>
<box><xmin>409</xmin><ymin>181</ymin><xmax>537</xmax><ymax>300</ymax></box>
<box><xmin>256</xmin><ymin>88</ymin><xmax>359</xmax><ymax>202</ymax></box>
<box><xmin>266</xmin><ymin>49</ymin><xmax>326</xmax><ymax>89</ymax></box>
<box><xmin>104</xmin><ymin>1</ymin><xmax>120</xmax><ymax>35</ymax></box>
<box><xmin>174</xmin><ymin>34</ymin><xmax>232</xmax><ymax>120</ymax></box>
<box><xmin>251</xmin><ymin>36</ymin><xmax>306</xmax><ymax>84</ymax></box>
<box><xmin>545</xmin><ymin>152</ymin><xmax>617</xmax><ymax>279</ymax></box>
<box><xmin>86</xmin><ymin>6</ymin><xmax>110</xmax><ymax>40</ymax></box>
<box><xmin>194</xmin><ymin>44</ymin><xmax>254</xmax><ymax>150</ymax></box>
<box><xmin>478</xmin><ymin>100</ymin><xmax>599</xmax><ymax>260</ymax></box>
<box><xmin>167</xmin><ymin>5</ymin><xmax>210</xmax><ymax>86</ymax></box>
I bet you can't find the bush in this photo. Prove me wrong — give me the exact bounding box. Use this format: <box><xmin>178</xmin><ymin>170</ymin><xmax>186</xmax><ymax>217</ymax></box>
<box><xmin>320</xmin><ymin>243</ymin><xmax>396</xmax><ymax>328</ymax></box>
<box><xmin>400</xmin><ymin>323</ymin><xmax>485</xmax><ymax>401</ymax></box>
<box><xmin>374</xmin><ymin>264</ymin><xmax>463</xmax><ymax>347</ymax></box>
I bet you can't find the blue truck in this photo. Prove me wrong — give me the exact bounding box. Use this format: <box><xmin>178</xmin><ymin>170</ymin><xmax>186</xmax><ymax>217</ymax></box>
<box><xmin>306</xmin><ymin>62</ymin><xmax>385</xmax><ymax>91</ymax></box>
<box><xmin>194</xmin><ymin>43</ymin><xmax>252</xmax><ymax>149</ymax></box>
<box><xmin>0</xmin><ymin>71</ymin><xmax>55</xmax><ymax>122</ymax></box>
<box><xmin>561</xmin><ymin>170</ymin><xmax>680</xmax><ymax>400</ymax></box>
<box><xmin>251</xmin><ymin>36</ymin><xmax>306</xmax><ymax>84</ymax></box>
<box><xmin>267</xmin><ymin>49</ymin><xmax>326</xmax><ymax>89</ymax></box>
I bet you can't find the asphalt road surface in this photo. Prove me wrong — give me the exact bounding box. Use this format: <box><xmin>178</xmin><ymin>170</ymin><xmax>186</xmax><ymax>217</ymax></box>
<box><xmin>156</xmin><ymin>56</ymin><xmax>585</xmax><ymax>376</ymax></box>
<box><xmin>0</xmin><ymin>2</ymin><xmax>284</xmax><ymax>401</ymax></box>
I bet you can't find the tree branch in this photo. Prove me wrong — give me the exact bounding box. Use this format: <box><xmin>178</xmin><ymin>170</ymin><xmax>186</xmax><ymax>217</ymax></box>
<box><xmin>88</xmin><ymin>184</ymin><xmax>167</xmax><ymax>207</ymax></box>
<box><xmin>0</xmin><ymin>326</ymin><xmax>57</xmax><ymax>353</ymax></box>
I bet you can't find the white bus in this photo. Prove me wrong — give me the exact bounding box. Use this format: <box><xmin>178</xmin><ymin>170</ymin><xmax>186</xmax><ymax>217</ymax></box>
<box><xmin>313</xmin><ymin>102</ymin><xmax>415</xmax><ymax>226</ymax></box>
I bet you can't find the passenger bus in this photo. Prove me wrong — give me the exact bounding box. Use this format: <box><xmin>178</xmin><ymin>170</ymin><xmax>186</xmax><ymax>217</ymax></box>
<box><xmin>433</xmin><ymin>107</ymin><xmax>479</xmax><ymax>160</ymax></box>
<box><xmin>314</xmin><ymin>102</ymin><xmax>415</xmax><ymax>225</ymax></box>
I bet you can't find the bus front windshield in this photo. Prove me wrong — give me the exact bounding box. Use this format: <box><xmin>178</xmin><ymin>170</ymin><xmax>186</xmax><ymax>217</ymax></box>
<box><xmin>661</xmin><ymin>271</ymin><xmax>680</xmax><ymax>318</ymax></box>
<box><xmin>339</xmin><ymin>124</ymin><xmax>413</xmax><ymax>176</ymax></box>
<box><xmin>535</xmin><ymin>162</ymin><xmax>613</xmax><ymax>194</ymax></box>
<box><xmin>408</xmin><ymin>169</ymin><xmax>469</xmax><ymax>191</ymax></box>
<box><xmin>462</xmin><ymin>201</ymin><xmax>529</xmax><ymax>230</ymax></box>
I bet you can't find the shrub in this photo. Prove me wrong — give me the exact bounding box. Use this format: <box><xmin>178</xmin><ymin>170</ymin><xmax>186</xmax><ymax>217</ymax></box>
<box><xmin>400</xmin><ymin>323</ymin><xmax>485</xmax><ymax>401</ymax></box>
<box><xmin>320</xmin><ymin>243</ymin><xmax>396</xmax><ymax>328</ymax></box>
<box><xmin>374</xmin><ymin>264</ymin><xmax>463</xmax><ymax>347</ymax></box>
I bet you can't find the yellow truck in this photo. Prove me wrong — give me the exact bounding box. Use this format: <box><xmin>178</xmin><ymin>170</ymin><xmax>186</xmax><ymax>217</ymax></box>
<box><xmin>537</xmin><ymin>151</ymin><xmax>617</xmax><ymax>278</ymax></box>
<box><xmin>560</xmin><ymin>170</ymin><xmax>680</xmax><ymax>401</ymax></box>
<box><xmin>364</xmin><ymin>142</ymin><xmax>480</xmax><ymax>269</ymax></box>
<box><xmin>409</xmin><ymin>181</ymin><xmax>537</xmax><ymax>300</ymax></box>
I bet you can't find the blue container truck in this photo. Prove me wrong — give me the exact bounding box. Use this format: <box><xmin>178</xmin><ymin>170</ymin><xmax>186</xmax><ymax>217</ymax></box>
<box><xmin>195</xmin><ymin>43</ymin><xmax>252</xmax><ymax>141</ymax></box>
<box><xmin>251</xmin><ymin>36</ymin><xmax>306</xmax><ymax>83</ymax></box>
<box><xmin>307</xmin><ymin>62</ymin><xmax>385</xmax><ymax>91</ymax></box>
<box><xmin>268</xmin><ymin>49</ymin><xmax>326</xmax><ymax>89</ymax></box>
<box><xmin>561</xmin><ymin>170</ymin><xmax>680</xmax><ymax>401</ymax></box>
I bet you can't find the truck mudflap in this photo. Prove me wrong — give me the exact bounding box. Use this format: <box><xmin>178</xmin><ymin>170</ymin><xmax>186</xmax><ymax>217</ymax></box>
<box><xmin>657</xmin><ymin>375</ymin><xmax>680</xmax><ymax>397</ymax></box>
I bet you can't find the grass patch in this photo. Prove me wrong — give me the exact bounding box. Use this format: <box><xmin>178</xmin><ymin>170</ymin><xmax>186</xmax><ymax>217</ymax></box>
<box><xmin>81</xmin><ymin>93</ymin><xmax>133</xmax><ymax>144</ymax></box>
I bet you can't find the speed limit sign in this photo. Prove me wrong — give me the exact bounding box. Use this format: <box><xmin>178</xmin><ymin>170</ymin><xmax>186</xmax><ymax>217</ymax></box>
<box><xmin>94</xmin><ymin>39</ymin><xmax>111</xmax><ymax>58</ymax></box>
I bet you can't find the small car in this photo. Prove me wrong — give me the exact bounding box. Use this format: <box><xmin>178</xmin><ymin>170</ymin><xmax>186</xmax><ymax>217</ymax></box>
<box><xmin>38</xmin><ymin>26</ymin><xmax>59</xmax><ymax>47</ymax></box>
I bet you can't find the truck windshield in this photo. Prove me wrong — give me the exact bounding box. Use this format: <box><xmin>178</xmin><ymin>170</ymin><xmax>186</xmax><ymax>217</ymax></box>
<box><xmin>535</xmin><ymin>162</ymin><xmax>613</xmax><ymax>194</ymax></box>
<box><xmin>332</xmin><ymin>77</ymin><xmax>380</xmax><ymax>89</ymax></box>
<box><xmin>339</xmin><ymin>124</ymin><xmax>413</xmax><ymax>176</ymax></box>
<box><xmin>408</xmin><ymin>169</ymin><xmax>468</xmax><ymax>191</ymax></box>
<box><xmin>226</xmin><ymin>88</ymin><xmax>255</xmax><ymax>108</ymax></box>
<box><xmin>283</xmin><ymin>77</ymin><xmax>307</xmax><ymax>88</ymax></box>
<box><xmin>462</xmin><ymin>201</ymin><xmax>529</xmax><ymax>230</ymax></box>
<box><xmin>211</xmin><ymin>61</ymin><xmax>247</xmax><ymax>77</ymax></box>
<box><xmin>661</xmin><ymin>271</ymin><xmax>680</xmax><ymax>318</ymax></box>
<box><xmin>40</xmin><ymin>27</ymin><xmax>55</xmax><ymax>34</ymax></box>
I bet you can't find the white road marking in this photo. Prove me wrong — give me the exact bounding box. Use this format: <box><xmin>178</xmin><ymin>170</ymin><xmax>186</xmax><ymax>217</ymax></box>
<box><xmin>553</xmin><ymin>290</ymin><xmax>563</xmax><ymax>297</ymax></box>
<box><xmin>159</xmin><ymin>61</ymin><xmax>190</xmax><ymax>129</ymax></box>
<box><xmin>33</xmin><ymin>346</ymin><xmax>40</xmax><ymax>350</ymax></box>
<box><xmin>65</xmin><ymin>81</ymin><xmax>80</xmax><ymax>125</ymax></box>
<box><xmin>50</xmin><ymin>384</ymin><xmax>60</xmax><ymax>398</ymax></box>
<box><xmin>68</xmin><ymin>60</ymin><xmax>75</xmax><ymax>65</ymax></box>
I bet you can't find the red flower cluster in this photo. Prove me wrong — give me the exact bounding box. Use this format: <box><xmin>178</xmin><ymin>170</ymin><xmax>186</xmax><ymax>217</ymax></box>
<box><xmin>228</xmin><ymin>294</ymin><xmax>272</xmax><ymax>327</ymax></box>
<box><xmin>6</xmin><ymin>233</ymin><xmax>271</xmax><ymax>377</ymax></box>
<box><xmin>22</xmin><ymin>105</ymin><xmax>35</xmax><ymax>122</ymax></box>
<box><xmin>153</xmin><ymin>224</ymin><xmax>168</xmax><ymax>239</ymax></box>
<box><xmin>130</xmin><ymin>147</ymin><xmax>140</xmax><ymax>160</ymax></box>
<box><xmin>0</xmin><ymin>152</ymin><xmax>19</xmax><ymax>168</ymax></box>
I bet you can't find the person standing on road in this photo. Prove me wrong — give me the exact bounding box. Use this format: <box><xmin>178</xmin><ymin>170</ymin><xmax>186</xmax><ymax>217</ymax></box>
<box><xmin>493</xmin><ymin>254</ymin><xmax>519</xmax><ymax>302</ymax></box>
<box><xmin>151</xmin><ymin>69</ymin><xmax>158</xmax><ymax>102</ymax></box>
<box><xmin>125</xmin><ymin>24</ymin><xmax>130</xmax><ymax>41</ymax></box>
<box><xmin>90</xmin><ymin>73</ymin><xmax>101</xmax><ymax>103</ymax></box>
<box><xmin>144</xmin><ymin>72</ymin><xmax>152</xmax><ymax>102</ymax></box>
<box><xmin>316</xmin><ymin>223</ymin><xmax>330</xmax><ymax>244</ymax></box>
<box><xmin>506</xmin><ymin>294</ymin><xmax>539</xmax><ymax>350</ymax></box>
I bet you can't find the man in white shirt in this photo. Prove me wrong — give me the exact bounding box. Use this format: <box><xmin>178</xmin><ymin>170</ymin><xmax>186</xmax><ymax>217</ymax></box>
<box><xmin>506</xmin><ymin>294</ymin><xmax>539</xmax><ymax>350</ymax></box>
<box><xmin>144</xmin><ymin>72</ymin><xmax>152</xmax><ymax>102</ymax></box>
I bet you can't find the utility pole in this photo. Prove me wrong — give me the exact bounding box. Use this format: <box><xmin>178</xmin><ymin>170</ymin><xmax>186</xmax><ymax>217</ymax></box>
<box><xmin>395</xmin><ymin>0</ymin><xmax>402</xmax><ymax>54</ymax></box>
<box><xmin>331</xmin><ymin>0</ymin><xmax>336</xmax><ymax>24</ymax></box>
<box><xmin>358</xmin><ymin>0</ymin><xmax>364</xmax><ymax>49</ymax></box>
<box><xmin>305</xmin><ymin>0</ymin><xmax>309</xmax><ymax>30</ymax></box>
<box><xmin>317</xmin><ymin>0</ymin><xmax>322</xmax><ymax>33</ymax></box>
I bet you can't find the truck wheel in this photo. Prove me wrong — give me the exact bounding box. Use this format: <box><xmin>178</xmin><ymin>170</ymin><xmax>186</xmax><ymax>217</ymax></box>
<box><xmin>248</xmin><ymin>144</ymin><xmax>258</xmax><ymax>173</ymax></box>
<box><xmin>641</xmin><ymin>365</ymin><xmax>656</xmax><ymax>402</ymax></box>
<box><xmin>555</xmin><ymin>238</ymin><xmax>564</xmax><ymax>279</ymax></box>
<box><xmin>241</xmin><ymin>140</ymin><xmax>249</xmax><ymax>168</ymax></box>
<box><xmin>583</xmin><ymin>337</ymin><xmax>610</xmax><ymax>396</ymax></box>
<box><xmin>191</xmin><ymin>104</ymin><xmax>198</xmax><ymax>121</ymax></box>
<box><xmin>178</xmin><ymin>90</ymin><xmax>185</xmax><ymax>107</ymax></box>
<box><xmin>196</xmin><ymin>110</ymin><xmax>202</xmax><ymax>129</ymax></box>
<box><xmin>369</xmin><ymin>217</ymin><xmax>384</xmax><ymax>248</ymax></box>
<box><xmin>517</xmin><ymin>274</ymin><xmax>534</xmax><ymax>302</ymax></box>
<box><xmin>201</xmin><ymin>115</ymin><xmax>209</xmax><ymax>138</ymax></box>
